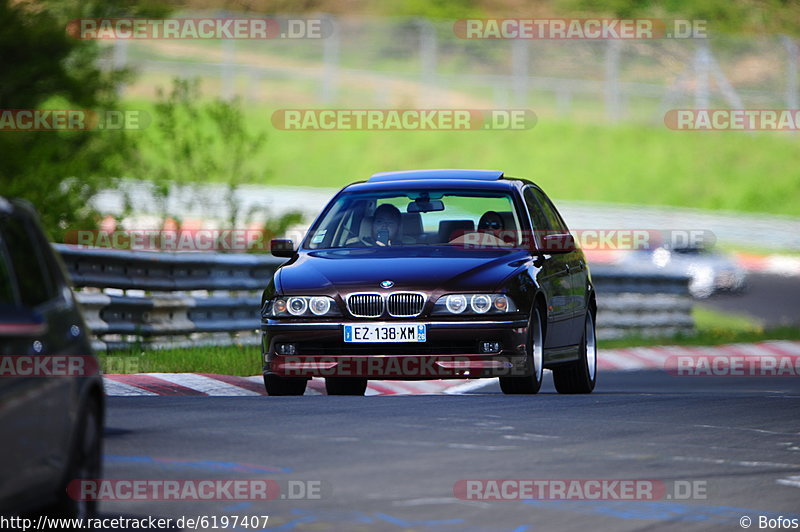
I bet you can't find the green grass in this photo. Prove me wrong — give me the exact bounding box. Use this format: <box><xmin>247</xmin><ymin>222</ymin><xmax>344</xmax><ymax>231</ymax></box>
<box><xmin>99</xmin><ymin>343</ymin><xmax>261</xmax><ymax>376</ymax></box>
<box><xmin>126</xmin><ymin>99</ymin><xmax>800</xmax><ymax>217</ymax></box>
<box><xmin>692</xmin><ymin>304</ymin><xmax>762</xmax><ymax>333</ymax></box>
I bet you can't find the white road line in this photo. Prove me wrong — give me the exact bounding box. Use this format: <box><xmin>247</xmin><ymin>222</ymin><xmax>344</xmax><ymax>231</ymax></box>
<box><xmin>143</xmin><ymin>373</ymin><xmax>261</xmax><ymax>396</ymax></box>
<box><xmin>103</xmin><ymin>378</ymin><xmax>158</xmax><ymax>396</ymax></box>
<box><xmin>392</xmin><ymin>497</ymin><xmax>493</xmax><ymax>509</ymax></box>
<box><xmin>671</xmin><ymin>455</ymin><xmax>800</xmax><ymax>469</ymax></box>
<box><xmin>777</xmin><ymin>476</ymin><xmax>800</xmax><ymax>489</ymax></box>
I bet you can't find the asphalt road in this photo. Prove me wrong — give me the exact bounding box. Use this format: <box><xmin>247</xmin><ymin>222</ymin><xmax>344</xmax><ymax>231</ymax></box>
<box><xmin>95</xmin><ymin>370</ymin><xmax>800</xmax><ymax>532</ymax></box>
<box><xmin>704</xmin><ymin>273</ymin><xmax>800</xmax><ymax>328</ymax></box>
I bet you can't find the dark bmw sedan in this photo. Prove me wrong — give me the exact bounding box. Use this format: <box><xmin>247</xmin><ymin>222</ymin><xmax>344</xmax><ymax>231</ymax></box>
<box><xmin>261</xmin><ymin>169</ymin><xmax>596</xmax><ymax>396</ymax></box>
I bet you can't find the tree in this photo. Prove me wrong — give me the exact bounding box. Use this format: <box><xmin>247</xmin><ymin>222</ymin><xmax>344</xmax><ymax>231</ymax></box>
<box><xmin>0</xmin><ymin>0</ymin><xmax>168</xmax><ymax>240</ymax></box>
<box><xmin>130</xmin><ymin>78</ymin><xmax>300</xmax><ymax>251</ymax></box>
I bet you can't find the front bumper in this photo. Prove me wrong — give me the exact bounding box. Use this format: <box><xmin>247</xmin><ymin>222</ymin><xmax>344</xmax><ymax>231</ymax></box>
<box><xmin>262</xmin><ymin>319</ymin><xmax>531</xmax><ymax>379</ymax></box>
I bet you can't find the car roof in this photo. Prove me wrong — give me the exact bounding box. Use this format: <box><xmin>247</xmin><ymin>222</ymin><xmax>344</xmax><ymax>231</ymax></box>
<box><xmin>368</xmin><ymin>169</ymin><xmax>504</xmax><ymax>182</ymax></box>
<box><xmin>345</xmin><ymin>169</ymin><xmax>532</xmax><ymax>193</ymax></box>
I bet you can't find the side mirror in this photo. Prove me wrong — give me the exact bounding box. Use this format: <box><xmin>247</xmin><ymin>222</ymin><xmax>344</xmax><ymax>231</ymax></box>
<box><xmin>0</xmin><ymin>305</ymin><xmax>47</xmax><ymax>337</ymax></box>
<box><xmin>540</xmin><ymin>234</ymin><xmax>576</xmax><ymax>254</ymax></box>
<box><xmin>270</xmin><ymin>238</ymin><xmax>295</xmax><ymax>258</ymax></box>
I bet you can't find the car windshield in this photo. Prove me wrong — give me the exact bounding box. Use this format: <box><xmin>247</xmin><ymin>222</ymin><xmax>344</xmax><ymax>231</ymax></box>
<box><xmin>305</xmin><ymin>189</ymin><xmax>524</xmax><ymax>249</ymax></box>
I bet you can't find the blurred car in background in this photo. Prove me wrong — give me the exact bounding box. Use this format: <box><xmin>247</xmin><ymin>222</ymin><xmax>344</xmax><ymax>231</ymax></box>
<box><xmin>618</xmin><ymin>243</ymin><xmax>748</xmax><ymax>298</ymax></box>
<box><xmin>0</xmin><ymin>198</ymin><xmax>104</xmax><ymax>518</ymax></box>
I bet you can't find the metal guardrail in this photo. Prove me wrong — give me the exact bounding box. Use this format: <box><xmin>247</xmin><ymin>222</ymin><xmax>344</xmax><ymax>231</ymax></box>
<box><xmin>590</xmin><ymin>265</ymin><xmax>694</xmax><ymax>339</ymax></box>
<box><xmin>54</xmin><ymin>245</ymin><xmax>694</xmax><ymax>349</ymax></box>
<box><xmin>54</xmin><ymin>244</ymin><xmax>279</xmax><ymax>351</ymax></box>
<box><xmin>55</xmin><ymin>244</ymin><xmax>283</xmax><ymax>291</ymax></box>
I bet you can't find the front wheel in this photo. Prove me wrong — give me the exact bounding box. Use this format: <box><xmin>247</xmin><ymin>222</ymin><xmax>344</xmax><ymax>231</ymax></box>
<box><xmin>264</xmin><ymin>374</ymin><xmax>307</xmax><ymax>396</ymax></box>
<box><xmin>553</xmin><ymin>312</ymin><xmax>597</xmax><ymax>394</ymax></box>
<box><xmin>500</xmin><ymin>307</ymin><xmax>544</xmax><ymax>395</ymax></box>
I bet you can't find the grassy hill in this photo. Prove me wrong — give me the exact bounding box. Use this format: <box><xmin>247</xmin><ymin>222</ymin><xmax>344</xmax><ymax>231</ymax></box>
<box><xmin>128</xmin><ymin>100</ymin><xmax>800</xmax><ymax>216</ymax></box>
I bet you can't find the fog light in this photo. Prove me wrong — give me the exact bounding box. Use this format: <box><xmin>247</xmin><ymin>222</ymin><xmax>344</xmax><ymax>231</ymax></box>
<box><xmin>276</xmin><ymin>343</ymin><xmax>297</xmax><ymax>355</ymax></box>
<box><xmin>480</xmin><ymin>341</ymin><xmax>501</xmax><ymax>353</ymax></box>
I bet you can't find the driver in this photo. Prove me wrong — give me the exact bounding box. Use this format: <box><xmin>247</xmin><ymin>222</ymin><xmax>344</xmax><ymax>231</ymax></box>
<box><xmin>349</xmin><ymin>204</ymin><xmax>402</xmax><ymax>247</ymax></box>
<box><xmin>370</xmin><ymin>204</ymin><xmax>401</xmax><ymax>246</ymax></box>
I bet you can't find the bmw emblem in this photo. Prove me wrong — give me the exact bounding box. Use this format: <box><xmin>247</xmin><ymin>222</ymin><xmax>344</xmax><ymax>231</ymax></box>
<box><xmin>380</xmin><ymin>280</ymin><xmax>394</xmax><ymax>289</ymax></box>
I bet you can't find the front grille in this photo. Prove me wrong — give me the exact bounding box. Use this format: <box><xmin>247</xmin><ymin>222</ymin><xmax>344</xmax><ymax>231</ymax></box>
<box><xmin>347</xmin><ymin>293</ymin><xmax>384</xmax><ymax>317</ymax></box>
<box><xmin>387</xmin><ymin>293</ymin><xmax>425</xmax><ymax>317</ymax></box>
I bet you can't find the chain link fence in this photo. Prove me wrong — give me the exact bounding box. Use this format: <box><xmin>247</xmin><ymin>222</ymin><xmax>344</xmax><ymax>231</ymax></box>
<box><xmin>103</xmin><ymin>13</ymin><xmax>798</xmax><ymax>124</ymax></box>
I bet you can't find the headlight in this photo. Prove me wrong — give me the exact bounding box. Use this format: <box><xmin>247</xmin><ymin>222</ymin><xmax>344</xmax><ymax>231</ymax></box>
<box><xmin>433</xmin><ymin>294</ymin><xmax>517</xmax><ymax>315</ymax></box>
<box><xmin>470</xmin><ymin>294</ymin><xmax>492</xmax><ymax>314</ymax></box>
<box><xmin>445</xmin><ymin>294</ymin><xmax>467</xmax><ymax>314</ymax></box>
<box><xmin>287</xmin><ymin>297</ymin><xmax>308</xmax><ymax>316</ymax></box>
<box><xmin>264</xmin><ymin>296</ymin><xmax>340</xmax><ymax>318</ymax></box>
<box><xmin>309</xmin><ymin>296</ymin><xmax>331</xmax><ymax>315</ymax></box>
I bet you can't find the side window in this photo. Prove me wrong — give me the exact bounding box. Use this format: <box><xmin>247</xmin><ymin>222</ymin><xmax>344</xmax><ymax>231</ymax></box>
<box><xmin>0</xmin><ymin>215</ymin><xmax>56</xmax><ymax>308</ymax></box>
<box><xmin>523</xmin><ymin>188</ymin><xmax>556</xmax><ymax>238</ymax></box>
<box><xmin>527</xmin><ymin>188</ymin><xmax>568</xmax><ymax>233</ymax></box>
<box><xmin>539</xmin><ymin>194</ymin><xmax>569</xmax><ymax>233</ymax></box>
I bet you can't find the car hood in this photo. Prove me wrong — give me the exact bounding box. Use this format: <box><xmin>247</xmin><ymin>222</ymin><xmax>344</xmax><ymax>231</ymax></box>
<box><xmin>277</xmin><ymin>247</ymin><xmax>529</xmax><ymax>294</ymax></box>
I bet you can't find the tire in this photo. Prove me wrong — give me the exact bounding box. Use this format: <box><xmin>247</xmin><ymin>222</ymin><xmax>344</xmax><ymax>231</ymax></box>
<box><xmin>553</xmin><ymin>312</ymin><xmax>597</xmax><ymax>394</ymax></box>
<box><xmin>263</xmin><ymin>374</ymin><xmax>307</xmax><ymax>396</ymax></box>
<box><xmin>500</xmin><ymin>307</ymin><xmax>544</xmax><ymax>395</ymax></box>
<box><xmin>46</xmin><ymin>397</ymin><xmax>102</xmax><ymax>518</ymax></box>
<box><xmin>325</xmin><ymin>377</ymin><xmax>368</xmax><ymax>396</ymax></box>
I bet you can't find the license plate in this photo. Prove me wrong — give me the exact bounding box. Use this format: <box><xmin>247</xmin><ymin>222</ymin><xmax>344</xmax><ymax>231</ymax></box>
<box><xmin>343</xmin><ymin>323</ymin><xmax>426</xmax><ymax>343</ymax></box>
